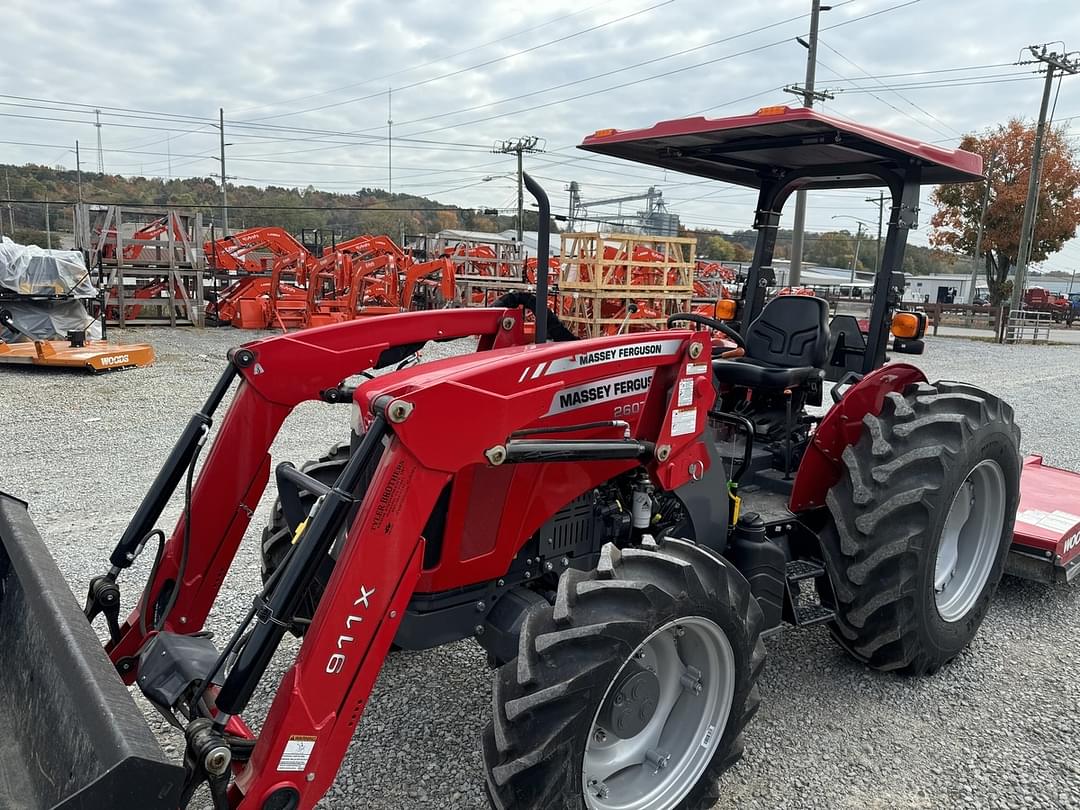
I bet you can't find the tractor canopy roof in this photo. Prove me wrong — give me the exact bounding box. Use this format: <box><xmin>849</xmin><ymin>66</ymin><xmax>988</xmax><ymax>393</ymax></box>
<box><xmin>579</xmin><ymin>105</ymin><xmax>983</xmax><ymax>190</ymax></box>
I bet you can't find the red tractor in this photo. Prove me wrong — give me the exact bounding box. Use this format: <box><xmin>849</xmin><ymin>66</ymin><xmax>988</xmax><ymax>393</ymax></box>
<box><xmin>1</xmin><ymin>107</ymin><xmax>1078</xmax><ymax>810</ymax></box>
<box><xmin>1022</xmin><ymin>286</ymin><xmax>1072</xmax><ymax>323</ymax></box>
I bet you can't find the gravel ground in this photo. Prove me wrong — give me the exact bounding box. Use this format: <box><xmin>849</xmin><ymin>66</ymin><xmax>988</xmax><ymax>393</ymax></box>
<box><xmin>1</xmin><ymin>327</ymin><xmax>1079</xmax><ymax>810</ymax></box>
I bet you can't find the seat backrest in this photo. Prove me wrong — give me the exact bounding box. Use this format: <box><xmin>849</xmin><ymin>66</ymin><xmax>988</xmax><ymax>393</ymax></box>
<box><xmin>745</xmin><ymin>295</ymin><xmax>830</xmax><ymax>368</ymax></box>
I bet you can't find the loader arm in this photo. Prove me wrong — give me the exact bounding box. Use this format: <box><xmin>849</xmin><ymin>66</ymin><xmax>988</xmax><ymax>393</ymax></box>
<box><xmin>0</xmin><ymin>297</ymin><xmax>720</xmax><ymax>808</ymax></box>
<box><xmin>106</xmin><ymin>308</ymin><xmax>528</xmax><ymax>671</ymax></box>
<box><xmin>226</xmin><ymin>325</ymin><xmax>713</xmax><ymax>807</ymax></box>
<box><xmin>401</xmin><ymin>257</ymin><xmax>455</xmax><ymax>310</ymax></box>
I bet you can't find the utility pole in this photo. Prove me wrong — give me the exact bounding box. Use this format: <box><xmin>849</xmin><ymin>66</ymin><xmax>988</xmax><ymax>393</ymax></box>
<box><xmin>850</xmin><ymin>222</ymin><xmax>864</xmax><ymax>283</ymax></box>
<box><xmin>1010</xmin><ymin>44</ymin><xmax>1080</xmax><ymax>315</ymax></box>
<box><xmin>75</xmin><ymin>140</ymin><xmax>83</xmax><ymax>203</ymax></box>
<box><xmin>44</xmin><ymin>197</ymin><xmax>51</xmax><ymax>250</ymax></box>
<box><xmin>568</xmin><ymin>181</ymin><xmax>580</xmax><ymax>230</ymax></box>
<box><xmin>493</xmin><ymin>137</ymin><xmax>544</xmax><ymax>242</ymax></box>
<box><xmin>387</xmin><ymin>88</ymin><xmax>393</xmax><ymax>195</ymax></box>
<box><xmin>866</xmin><ymin>191</ymin><xmax>885</xmax><ymax>272</ymax></box>
<box><xmin>968</xmin><ymin>161</ymin><xmax>994</xmax><ymax>303</ymax></box>
<box><xmin>786</xmin><ymin>0</ymin><xmax>832</xmax><ymax>286</ymax></box>
<box><xmin>94</xmin><ymin>109</ymin><xmax>105</xmax><ymax>173</ymax></box>
<box><xmin>219</xmin><ymin>107</ymin><xmax>229</xmax><ymax>235</ymax></box>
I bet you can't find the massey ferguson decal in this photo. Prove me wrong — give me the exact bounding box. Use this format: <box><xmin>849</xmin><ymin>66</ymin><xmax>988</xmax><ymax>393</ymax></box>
<box><xmin>518</xmin><ymin>339</ymin><xmax>683</xmax><ymax>381</ymax></box>
<box><xmin>546</xmin><ymin>369</ymin><xmax>654</xmax><ymax>415</ymax></box>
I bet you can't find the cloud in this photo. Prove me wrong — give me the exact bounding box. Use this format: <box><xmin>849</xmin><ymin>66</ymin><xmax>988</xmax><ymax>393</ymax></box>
<box><xmin>2</xmin><ymin>0</ymin><xmax>1078</xmax><ymax>266</ymax></box>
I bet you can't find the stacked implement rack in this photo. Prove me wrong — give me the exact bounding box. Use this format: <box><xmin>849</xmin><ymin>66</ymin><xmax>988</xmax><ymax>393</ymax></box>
<box><xmin>1</xmin><ymin>110</ymin><xmax>1080</xmax><ymax>810</ymax></box>
<box><xmin>558</xmin><ymin>232</ymin><xmax>696</xmax><ymax>337</ymax></box>
<box><xmin>438</xmin><ymin>233</ymin><xmax>528</xmax><ymax>306</ymax></box>
<box><xmin>76</xmin><ymin>205</ymin><xmax>206</xmax><ymax>327</ymax></box>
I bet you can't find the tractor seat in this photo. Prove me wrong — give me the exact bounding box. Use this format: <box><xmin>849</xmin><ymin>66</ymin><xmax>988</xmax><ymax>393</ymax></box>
<box><xmin>714</xmin><ymin>296</ymin><xmax>830</xmax><ymax>390</ymax></box>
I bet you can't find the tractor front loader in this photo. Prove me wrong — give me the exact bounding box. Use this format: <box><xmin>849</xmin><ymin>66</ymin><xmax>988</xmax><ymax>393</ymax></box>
<box><xmin>1</xmin><ymin>110</ymin><xmax>1079</xmax><ymax>810</ymax></box>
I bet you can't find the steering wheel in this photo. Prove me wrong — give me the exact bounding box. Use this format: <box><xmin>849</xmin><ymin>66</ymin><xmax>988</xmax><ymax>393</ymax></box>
<box><xmin>666</xmin><ymin>312</ymin><xmax>745</xmax><ymax>349</ymax></box>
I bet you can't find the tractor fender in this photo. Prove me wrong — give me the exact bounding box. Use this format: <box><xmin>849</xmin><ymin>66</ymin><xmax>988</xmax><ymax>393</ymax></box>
<box><xmin>788</xmin><ymin>363</ymin><xmax>926</xmax><ymax>513</ymax></box>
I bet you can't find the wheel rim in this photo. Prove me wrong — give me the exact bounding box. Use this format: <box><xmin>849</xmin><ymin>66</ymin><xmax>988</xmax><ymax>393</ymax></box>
<box><xmin>582</xmin><ymin>616</ymin><xmax>735</xmax><ymax>810</ymax></box>
<box><xmin>933</xmin><ymin>459</ymin><xmax>1007</xmax><ymax>623</ymax></box>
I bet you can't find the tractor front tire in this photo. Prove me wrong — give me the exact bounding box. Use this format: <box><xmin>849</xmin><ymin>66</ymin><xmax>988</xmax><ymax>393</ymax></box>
<box><xmin>821</xmin><ymin>381</ymin><xmax>1020</xmax><ymax>675</ymax></box>
<box><xmin>483</xmin><ymin>537</ymin><xmax>765</xmax><ymax>810</ymax></box>
<box><xmin>260</xmin><ymin>442</ymin><xmax>350</xmax><ymax>636</ymax></box>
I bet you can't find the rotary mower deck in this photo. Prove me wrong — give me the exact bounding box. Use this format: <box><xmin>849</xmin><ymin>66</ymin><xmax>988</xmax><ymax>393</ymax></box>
<box><xmin>0</xmin><ymin>309</ymin><xmax>154</xmax><ymax>372</ymax></box>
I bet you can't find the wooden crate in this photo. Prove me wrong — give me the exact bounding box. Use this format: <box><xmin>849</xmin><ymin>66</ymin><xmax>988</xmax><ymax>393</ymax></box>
<box><xmin>560</xmin><ymin>232</ymin><xmax>696</xmax><ymax>293</ymax></box>
<box><xmin>558</xmin><ymin>289</ymin><xmax>692</xmax><ymax>339</ymax></box>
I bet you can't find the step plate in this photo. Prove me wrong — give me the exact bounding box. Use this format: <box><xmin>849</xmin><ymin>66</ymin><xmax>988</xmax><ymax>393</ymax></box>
<box><xmin>786</xmin><ymin>559</ymin><xmax>826</xmax><ymax>582</ymax></box>
<box><xmin>793</xmin><ymin>603</ymin><xmax>835</xmax><ymax>627</ymax></box>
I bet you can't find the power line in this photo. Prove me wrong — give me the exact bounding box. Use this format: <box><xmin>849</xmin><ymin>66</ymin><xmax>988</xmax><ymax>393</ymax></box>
<box><xmin>229</xmin><ymin>1</ymin><xmax>620</xmax><ymax>116</ymax></box>
<box><xmin>0</xmin><ymin>108</ymin><xmax>497</xmax><ymax>154</ymax></box>
<box><xmin>355</xmin><ymin>5</ymin><xmax>834</xmax><ymax>135</ymax></box>
<box><xmin>237</xmin><ymin>0</ymin><xmax>675</xmax><ymax>122</ymax></box>
<box><xmin>0</xmin><ymin>0</ymin><xmax>908</xmax><ymax>179</ymax></box>
<box><xmin>817</xmin><ymin>39</ymin><xmax>963</xmax><ymax>138</ymax></box>
<box><xmin>835</xmin><ymin>73</ymin><xmax>1042</xmax><ymax>93</ymax></box>
<box><xmin>0</xmin><ymin>197</ymin><xmax>514</xmax><ymax>213</ymax></box>
<box><xmin>0</xmin><ymin>96</ymin><xmax>494</xmax><ymax>150</ymax></box>
<box><xmin>392</xmin><ymin>0</ymin><xmax>922</xmax><ymax>143</ymax></box>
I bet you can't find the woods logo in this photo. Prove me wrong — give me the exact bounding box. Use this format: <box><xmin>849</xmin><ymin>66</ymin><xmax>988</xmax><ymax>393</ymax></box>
<box><xmin>1064</xmin><ymin>529</ymin><xmax>1080</xmax><ymax>555</ymax></box>
<box><xmin>100</xmin><ymin>354</ymin><xmax>130</xmax><ymax>367</ymax></box>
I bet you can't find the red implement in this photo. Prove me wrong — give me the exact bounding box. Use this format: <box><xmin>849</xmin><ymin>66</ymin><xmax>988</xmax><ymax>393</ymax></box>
<box><xmin>1008</xmin><ymin>455</ymin><xmax>1080</xmax><ymax>583</ymax></box>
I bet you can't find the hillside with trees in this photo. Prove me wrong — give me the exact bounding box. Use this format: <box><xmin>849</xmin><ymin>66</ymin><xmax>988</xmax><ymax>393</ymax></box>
<box><xmin>0</xmin><ymin>164</ymin><xmax>542</xmax><ymax>247</ymax></box>
<box><xmin>1</xmin><ymin>164</ymin><xmax>970</xmax><ymax>278</ymax></box>
<box><xmin>686</xmin><ymin>227</ymin><xmax>959</xmax><ymax>276</ymax></box>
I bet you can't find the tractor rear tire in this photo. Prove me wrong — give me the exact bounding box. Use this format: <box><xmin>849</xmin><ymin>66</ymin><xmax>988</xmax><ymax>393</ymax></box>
<box><xmin>483</xmin><ymin>537</ymin><xmax>765</xmax><ymax>810</ymax></box>
<box><xmin>260</xmin><ymin>442</ymin><xmax>350</xmax><ymax>637</ymax></box>
<box><xmin>821</xmin><ymin>381</ymin><xmax>1021</xmax><ymax>675</ymax></box>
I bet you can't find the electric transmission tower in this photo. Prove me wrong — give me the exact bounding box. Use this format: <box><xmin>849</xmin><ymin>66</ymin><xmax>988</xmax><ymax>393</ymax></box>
<box><xmin>94</xmin><ymin>109</ymin><xmax>105</xmax><ymax>173</ymax></box>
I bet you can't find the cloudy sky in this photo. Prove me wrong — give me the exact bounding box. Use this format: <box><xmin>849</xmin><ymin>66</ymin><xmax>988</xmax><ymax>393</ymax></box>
<box><xmin>3</xmin><ymin>0</ymin><xmax>1079</xmax><ymax>270</ymax></box>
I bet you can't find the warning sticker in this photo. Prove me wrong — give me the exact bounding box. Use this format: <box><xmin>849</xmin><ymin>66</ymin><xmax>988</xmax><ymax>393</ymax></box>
<box><xmin>1016</xmin><ymin>509</ymin><xmax>1080</xmax><ymax>534</ymax></box>
<box><xmin>277</xmin><ymin>736</ymin><xmax>316</xmax><ymax>772</ymax></box>
<box><xmin>671</xmin><ymin>408</ymin><xmax>698</xmax><ymax>437</ymax></box>
<box><xmin>677</xmin><ymin>378</ymin><xmax>695</xmax><ymax>407</ymax></box>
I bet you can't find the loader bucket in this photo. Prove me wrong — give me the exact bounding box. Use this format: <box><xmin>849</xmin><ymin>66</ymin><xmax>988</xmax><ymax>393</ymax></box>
<box><xmin>0</xmin><ymin>492</ymin><xmax>183</xmax><ymax>809</ymax></box>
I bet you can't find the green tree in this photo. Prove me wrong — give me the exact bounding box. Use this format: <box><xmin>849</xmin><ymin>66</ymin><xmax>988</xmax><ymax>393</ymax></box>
<box><xmin>806</xmin><ymin>231</ymin><xmax>857</xmax><ymax>268</ymax></box>
<box><xmin>702</xmin><ymin>235</ymin><xmax>736</xmax><ymax>260</ymax></box>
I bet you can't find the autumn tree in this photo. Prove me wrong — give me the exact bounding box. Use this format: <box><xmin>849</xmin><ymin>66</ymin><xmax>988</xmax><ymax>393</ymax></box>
<box><xmin>930</xmin><ymin>119</ymin><xmax>1080</xmax><ymax>305</ymax></box>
